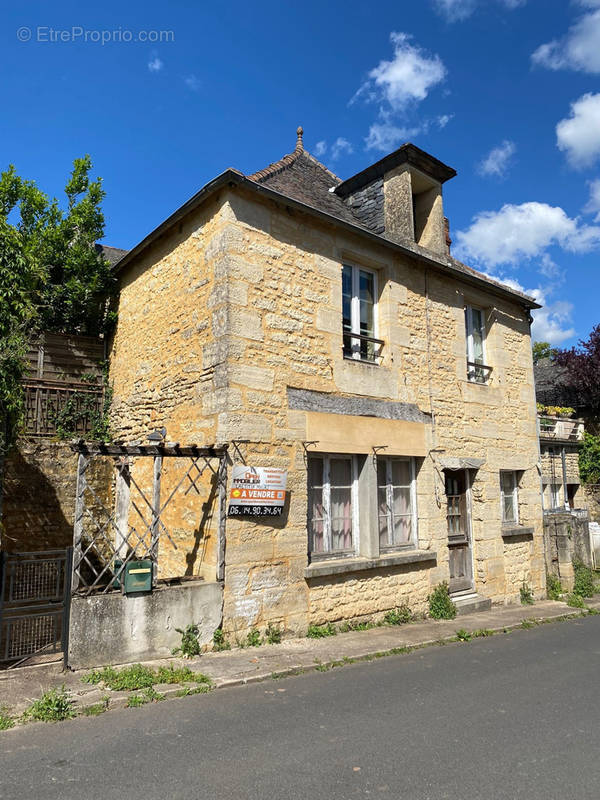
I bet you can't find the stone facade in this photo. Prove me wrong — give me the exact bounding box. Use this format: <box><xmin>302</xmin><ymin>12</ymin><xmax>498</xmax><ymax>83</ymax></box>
<box><xmin>109</xmin><ymin>152</ymin><xmax>544</xmax><ymax>640</ymax></box>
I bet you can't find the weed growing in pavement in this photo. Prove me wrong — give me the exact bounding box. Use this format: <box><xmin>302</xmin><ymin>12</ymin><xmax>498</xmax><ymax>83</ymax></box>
<box><xmin>384</xmin><ymin>605</ymin><xmax>414</xmax><ymax>625</ymax></box>
<box><xmin>156</xmin><ymin>665</ymin><xmax>212</xmax><ymax>686</ymax></box>
<box><xmin>455</xmin><ymin>629</ymin><xmax>472</xmax><ymax>641</ymax></box>
<box><xmin>573</xmin><ymin>561</ymin><xmax>595</xmax><ymax>598</ymax></box>
<box><xmin>172</xmin><ymin>624</ymin><xmax>201</xmax><ymax>658</ymax></box>
<box><xmin>520</xmin><ymin>583</ymin><xmax>535</xmax><ymax>605</ymax></box>
<box><xmin>546</xmin><ymin>573</ymin><xmax>563</xmax><ymax>601</ymax></box>
<box><xmin>175</xmin><ymin>685</ymin><xmax>212</xmax><ymax>697</ymax></box>
<box><xmin>307</xmin><ymin>623</ymin><xmax>337</xmax><ymax>639</ymax></box>
<box><xmin>265</xmin><ymin>624</ymin><xmax>282</xmax><ymax>644</ymax></box>
<box><xmin>472</xmin><ymin>629</ymin><xmax>494</xmax><ymax>637</ymax></box>
<box><xmin>80</xmin><ymin>697</ymin><xmax>110</xmax><ymax>717</ymax></box>
<box><xmin>127</xmin><ymin>687</ymin><xmax>165</xmax><ymax>708</ymax></box>
<box><xmin>246</xmin><ymin>629</ymin><xmax>262</xmax><ymax>647</ymax></box>
<box><xmin>82</xmin><ymin>663</ymin><xmax>155</xmax><ymax>691</ymax></box>
<box><xmin>566</xmin><ymin>593</ymin><xmax>587</xmax><ymax>609</ymax></box>
<box><xmin>428</xmin><ymin>582</ymin><xmax>457</xmax><ymax>620</ymax></box>
<box><xmin>212</xmin><ymin>629</ymin><xmax>231</xmax><ymax>651</ymax></box>
<box><xmin>23</xmin><ymin>687</ymin><xmax>75</xmax><ymax>723</ymax></box>
<box><xmin>520</xmin><ymin>619</ymin><xmax>538</xmax><ymax>629</ymax></box>
<box><xmin>0</xmin><ymin>707</ymin><xmax>15</xmax><ymax>730</ymax></box>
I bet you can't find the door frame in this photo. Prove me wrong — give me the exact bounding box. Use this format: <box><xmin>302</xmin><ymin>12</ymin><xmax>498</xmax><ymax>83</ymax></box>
<box><xmin>445</xmin><ymin>469</ymin><xmax>475</xmax><ymax>595</ymax></box>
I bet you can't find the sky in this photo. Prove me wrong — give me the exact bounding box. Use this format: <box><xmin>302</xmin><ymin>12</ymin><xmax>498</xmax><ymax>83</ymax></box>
<box><xmin>2</xmin><ymin>0</ymin><xmax>599</xmax><ymax>346</ymax></box>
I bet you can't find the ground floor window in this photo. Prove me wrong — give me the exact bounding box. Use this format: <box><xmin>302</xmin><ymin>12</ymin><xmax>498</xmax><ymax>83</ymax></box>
<box><xmin>308</xmin><ymin>455</ymin><xmax>357</xmax><ymax>558</ymax></box>
<box><xmin>377</xmin><ymin>457</ymin><xmax>417</xmax><ymax>549</ymax></box>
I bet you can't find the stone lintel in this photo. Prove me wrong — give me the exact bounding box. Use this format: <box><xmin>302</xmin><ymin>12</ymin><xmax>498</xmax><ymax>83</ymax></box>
<box><xmin>501</xmin><ymin>525</ymin><xmax>535</xmax><ymax>538</ymax></box>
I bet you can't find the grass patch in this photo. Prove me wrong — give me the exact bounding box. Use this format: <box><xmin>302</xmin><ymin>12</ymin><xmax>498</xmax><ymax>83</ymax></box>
<box><xmin>0</xmin><ymin>707</ymin><xmax>15</xmax><ymax>730</ymax></box>
<box><xmin>80</xmin><ymin>697</ymin><xmax>110</xmax><ymax>717</ymax></box>
<box><xmin>307</xmin><ymin>623</ymin><xmax>337</xmax><ymax>639</ymax></box>
<box><xmin>82</xmin><ymin>663</ymin><xmax>155</xmax><ymax>691</ymax></box>
<box><xmin>127</xmin><ymin>687</ymin><xmax>165</xmax><ymax>708</ymax></box>
<box><xmin>155</xmin><ymin>665</ymin><xmax>212</xmax><ymax>686</ymax></box>
<box><xmin>472</xmin><ymin>628</ymin><xmax>494</xmax><ymax>638</ymax></box>
<box><xmin>174</xmin><ymin>685</ymin><xmax>212</xmax><ymax>697</ymax></box>
<box><xmin>384</xmin><ymin>605</ymin><xmax>414</xmax><ymax>625</ymax></box>
<box><xmin>428</xmin><ymin>582</ymin><xmax>457</xmax><ymax>620</ymax></box>
<box><xmin>23</xmin><ymin>687</ymin><xmax>75</xmax><ymax>723</ymax></box>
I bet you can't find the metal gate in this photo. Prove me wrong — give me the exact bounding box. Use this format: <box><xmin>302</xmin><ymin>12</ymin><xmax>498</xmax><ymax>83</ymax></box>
<box><xmin>0</xmin><ymin>549</ymin><xmax>72</xmax><ymax>669</ymax></box>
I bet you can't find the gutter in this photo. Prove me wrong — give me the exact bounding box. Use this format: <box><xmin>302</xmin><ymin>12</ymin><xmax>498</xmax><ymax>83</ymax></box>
<box><xmin>113</xmin><ymin>170</ymin><xmax>541</xmax><ymax>311</ymax></box>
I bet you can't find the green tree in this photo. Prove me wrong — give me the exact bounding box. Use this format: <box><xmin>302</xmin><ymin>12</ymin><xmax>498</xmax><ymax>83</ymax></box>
<box><xmin>532</xmin><ymin>341</ymin><xmax>557</xmax><ymax>364</ymax></box>
<box><xmin>579</xmin><ymin>432</ymin><xmax>600</xmax><ymax>485</ymax></box>
<box><xmin>0</xmin><ymin>156</ymin><xmax>113</xmax><ymax>452</ymax></box>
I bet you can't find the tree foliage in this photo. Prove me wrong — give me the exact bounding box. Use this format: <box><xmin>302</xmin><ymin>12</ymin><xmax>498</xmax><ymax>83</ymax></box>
<box><xmin>532</xmin><ymin>341</ymin><xmax>557</xmax><ymax>364</ymax></box>
<box><xmin>0</xmin><ymin>156</ymin><xmax>113</xmax><ymax>452</ymax></box>
<box><xmin>579</xmin><ymin>432</ymin><xmax>600</xmax><ymax>485</ymax></box>
<box><xmin>554</xmin><ymin>324</ymin><xmax>600</xmax><ymax>423</ymax></box>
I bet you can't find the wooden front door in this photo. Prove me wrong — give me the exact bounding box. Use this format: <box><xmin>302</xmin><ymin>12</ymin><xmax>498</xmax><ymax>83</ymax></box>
<box><xmin>445</xmin><ymin>471</ymin><xmax>473</xmax><ymax>593</ymax></box>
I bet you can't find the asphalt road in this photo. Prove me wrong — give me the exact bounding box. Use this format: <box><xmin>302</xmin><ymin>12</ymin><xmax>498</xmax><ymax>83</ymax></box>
<box><xmin>2</xmin><ymin>616</ymin><xmax>600</xmax><ymax>800</ymax></box>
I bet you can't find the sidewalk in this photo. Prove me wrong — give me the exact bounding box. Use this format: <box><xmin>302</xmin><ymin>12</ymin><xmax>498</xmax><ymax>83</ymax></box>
<box><xmin>1</xmin><ymin>598</ymin><xmax>597</xmax><ymax>720</ymax></box>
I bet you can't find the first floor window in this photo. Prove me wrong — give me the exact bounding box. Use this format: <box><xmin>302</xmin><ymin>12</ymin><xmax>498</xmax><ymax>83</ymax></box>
<box><xmin>342</xmin><ymin>264</ymin><xmax>379</xmax><ymax>362</ymax></box>
<box><xmin>500</xmin><ymin>471</ymin><xmax>519</xmax><ymax>524</ymax></box>
<box><xmin>377</xmin><ymin>457</ymin><xmax>417</xmax><ymax>549</ymax></box>
<box><xmin>465</xmin><ymin>305</ymin><xmax>489</xmax><ymax>383</ymax></box>
<box><xmin>308</xmin><ymin>455</ymin><xmax>356</xmax><ymax>558</ymax></box>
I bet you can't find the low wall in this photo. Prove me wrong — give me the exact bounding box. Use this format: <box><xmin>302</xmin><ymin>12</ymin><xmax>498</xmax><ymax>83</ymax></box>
<box><xmin>68</xmin><ymin>580</ymin><xmax>223</xmax><ymax>669</ymax></box>
<box><xmin>583</xmin><ymin>485</ymin><xmax>600</xmax><ymax>524</ymax></box>
<box><xmin>543</xmin><ymin>511</ymin><xmax>592</xmax><ymax>590</ymax></box>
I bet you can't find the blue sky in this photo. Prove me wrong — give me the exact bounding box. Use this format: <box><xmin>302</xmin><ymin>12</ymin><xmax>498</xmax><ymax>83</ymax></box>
<box><xmin>2</xmin><ymin>0</ymin><xmax>599</xmax><ymax>345</ymax></box>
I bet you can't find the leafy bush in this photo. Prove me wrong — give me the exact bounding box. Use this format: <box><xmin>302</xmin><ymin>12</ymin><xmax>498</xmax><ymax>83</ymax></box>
<box><xmin>580</xmin><ymin>433</ymin><xmax>600</xmax><ymax>485</ymax></box>
<box><xmin>173</xmin><ymin>624</ymin><xmax>201</xmax><ymax>658</ymax></box>
<box><xmin>307</xmin><ymin>623</ymin><xmax>337</xmax><ymax>639</ymax></box>
<box><xmin>428</xmin><ymin>582</ymin><xmax>457</xmax><ymax>620</ymax></box>
<box><xmin>573</xmin><ymin>561</ymin><xmax>595</xmax><ymax>598</ymax></box>
<box><xmin>566</xmin><ymin>593</ymin><xmax>587</xmax><ymax>609</ymax></box>
<box><xmin>246</xmin><ymin>629</ymin><xmax>262</xmax><ymax>647</ymax></box>
<box><xmin>265</xmin><ymin>624</ymin><xmax>282</xmax><ymax>645</ymax></box>
<box><xmin>546</xmin><ymin>573</ymin><xmax>563</xmax><ymax>601</ymax></box>
<box><xmin>520</xmin><ymin>583</ymin><xmax>535</xmax><ymax>606</ymax></box>
<box><xmin>23</xmin><ymin>688</ymin><xmax>75</xmax><ymax>723</ymax></box>
<box><xmin>212</xmin><ymin>629</ymin><xmax>230</xmax><ymax>651</ymax></box>
<box><xmin>384</xmin><ymin>605</ymin><xmax>414</xmax><ymax>625</ymax></box>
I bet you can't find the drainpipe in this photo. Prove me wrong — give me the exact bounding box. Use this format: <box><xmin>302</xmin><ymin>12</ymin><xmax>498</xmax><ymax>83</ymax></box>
<box><xmin>561</xmin><ymin>446</ymin><xmax>568</xmax><ymax>510</ymax></box>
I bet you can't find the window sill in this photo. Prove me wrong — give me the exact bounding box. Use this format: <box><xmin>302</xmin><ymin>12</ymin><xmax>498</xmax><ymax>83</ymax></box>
<box><xmin>304</xmin><ymin>549</ymin><xmax>437</xmax><ymax>579</ymax></box>
<box><xmin>501</xmin><ymin>524</ymin><xmax>534</xmax><ymax>538</ymax></box>
<box><xmin>343</xmin><ymin>355</ymin><xmax>380</xmax><ymax>367</ymax></box>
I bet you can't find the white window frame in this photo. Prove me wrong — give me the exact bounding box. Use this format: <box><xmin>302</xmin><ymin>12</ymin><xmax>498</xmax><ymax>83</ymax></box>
<box><xmin>308</xmin><ymin>454</ymin><xmax>359</xmax><ymax>559</ymax></box>
<box><xmin>500</xmin><ymin>470</ymin><xmax>519</xmax><ymax>524</ymax></box>
<box><xmin>342</xmin><ymin>263</ymin><xmax>379</xmax><ymax>363</ymax></box>
<box><xmin>377</xmin><ymin>456</ymin><xmax>418</xmax><ymax>550</ymax></box>
<box><xmin>465</xmin><ymin>305</ymin><xmax>490</xmax><ymax>384</ymax></box>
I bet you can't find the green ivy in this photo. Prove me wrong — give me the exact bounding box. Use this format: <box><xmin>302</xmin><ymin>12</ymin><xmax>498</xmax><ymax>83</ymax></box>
<box><xmin>579</xmin><ymin>433</ymin><xmax>600</xmax><ymax>485</ymax></box>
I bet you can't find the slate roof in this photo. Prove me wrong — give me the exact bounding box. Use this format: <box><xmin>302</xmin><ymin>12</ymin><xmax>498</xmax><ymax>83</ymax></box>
<box><xmin>96</xmin><ymin>243</ymin><xmax>128</xmax><ymax>266</ymax></box>
<box><xmin>534</xmin><ymin>358</ymin><xmax>582</xmax><ymax>408</ymax></box>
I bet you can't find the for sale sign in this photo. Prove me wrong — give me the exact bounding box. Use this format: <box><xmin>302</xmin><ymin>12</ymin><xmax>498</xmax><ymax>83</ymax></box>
<box><xmin>227</xmin><ymin>466</ymin><xmax>288</xmax><ymax>517</ymax></box>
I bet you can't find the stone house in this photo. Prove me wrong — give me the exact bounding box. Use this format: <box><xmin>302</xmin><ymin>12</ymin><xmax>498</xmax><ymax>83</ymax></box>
<box><xmin>108</xmin><ymin>128</ymin><xmax>545</xmax><ymax>640</ymax></box>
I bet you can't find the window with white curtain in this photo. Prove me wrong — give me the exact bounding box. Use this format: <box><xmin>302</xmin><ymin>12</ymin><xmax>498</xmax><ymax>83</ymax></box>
<box><xmin>308</xmin><ymin>455</ymin><xmax>357</xmax><ymax>558</ymax></box>
<box><xmin>377</xmin><ymin>457</ymin><xmax>417</xmax><ymax>549</ymax></box>
<box><xmin>465</xmin><ymin>305</ymin><xmax>490</xmax><ymax>383</ymax></box>
<box><xmin>342</xmin><ymin>264</ymin><xmax>379</xmax><ymax>363</ymax></box>
<box><xmin>500</xmin><ymin>471</ymin><xmax>519</xmax><ymax>524</ymax></box>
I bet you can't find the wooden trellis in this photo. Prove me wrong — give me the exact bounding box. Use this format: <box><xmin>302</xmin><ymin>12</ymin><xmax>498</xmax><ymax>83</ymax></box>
<box><xmin>70</xmin><ymin>441</ymin><xmax>228</xmax><ymax>595</ymax></box>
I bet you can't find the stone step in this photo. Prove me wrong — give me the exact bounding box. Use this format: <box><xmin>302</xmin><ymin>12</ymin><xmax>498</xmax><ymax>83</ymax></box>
<box><xmin>452</xmin><ymin>593</ymin><xmax>492</xmax><ymax>616</ymax></box>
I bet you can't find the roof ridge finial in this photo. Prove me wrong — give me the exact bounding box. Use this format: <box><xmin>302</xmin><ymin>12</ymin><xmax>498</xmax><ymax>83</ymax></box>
<box><xmin>295</xmin><ymin>126</ymin><xmax>304</xmax><ymax>152</ymax></box>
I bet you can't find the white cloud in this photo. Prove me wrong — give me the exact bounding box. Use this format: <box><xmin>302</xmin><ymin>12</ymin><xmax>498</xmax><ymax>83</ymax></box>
<box><xmin>454</xmin><ymin>201</ymin><xmax>600</xmax><ymax>268</ymax></box>
<box><xmin>314</xmin><ymin>140</ymin><xmax>327</xmax><ymax>157</ymax></box>
<box><xmin>147</xmin><ymin>56</ymin><xmax>163</xmax><ymax>73</ymax></box>
<box><xmin>433</xmin><ymin>0</ymin><xmax>526</xmax><ymax>21</ymax></box>
<box><xmin>485</xmin><ymin>276</ymin><xmax>575</xmax><ymax>345</ymax></box>
<box><xmin>354</xmin><ymin>32</ymin><xmax>446</xmax><ymax>111</ymax></box>
<box><xmin>556</xmin><ymin>93</ymin><xmax>600</xmax><ymax>168</ymax></box>
<box><xmin>184</xmin><ymin>74</ymin><xmax>201</xmax><ymax>91</ymax></box>
<box><xmin>365</xmin><ymin>122</ymin><xmax>422</xmax><ymax>152</ymax></box>
<box><xmin>437</xmin><ymin>113</ymin><xmax>454</xmax><ymax>128</ymax></box>
<box><xmin>477</xmin><ymin>140</ymin><xmax>516</xmax><ymax>177</ymax></box>
<box><xmin>584</xmin><ymin>178</ymin><xmax>600</xmax><ymax>220</ymax></box>
<box><xmin>532</xmin><ymin>7</ymin><xmax>600</xmax><ymax>72</ymax></box>
<box><xmin>330</xmin><ymin>137</ymin><xmax>353</xmax><ymax>160</ymax></box>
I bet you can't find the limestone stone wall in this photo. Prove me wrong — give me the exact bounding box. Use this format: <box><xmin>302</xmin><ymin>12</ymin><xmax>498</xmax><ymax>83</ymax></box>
<box><xmin>1</xmin><ymin>440</ymin><xmax>112</xmax><ymax>554</ymax></box>
<box><xmin>109</xmin><ymin>184</ymin><xmax>545</xmax><ymax>637</ymax></box>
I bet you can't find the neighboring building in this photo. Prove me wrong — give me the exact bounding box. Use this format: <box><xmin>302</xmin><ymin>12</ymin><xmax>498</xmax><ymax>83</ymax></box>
<box><xmin>108</xmin><ymin>128</ymin><xmax>545</xmax><ymax>639</ymax></box>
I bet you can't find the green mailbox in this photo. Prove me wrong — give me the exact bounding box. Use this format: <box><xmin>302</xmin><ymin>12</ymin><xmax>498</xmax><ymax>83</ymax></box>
<box><xmin>123</xmin><ymin>560</ymin><xmax>153</xmax><ymax>594</ymax></box>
